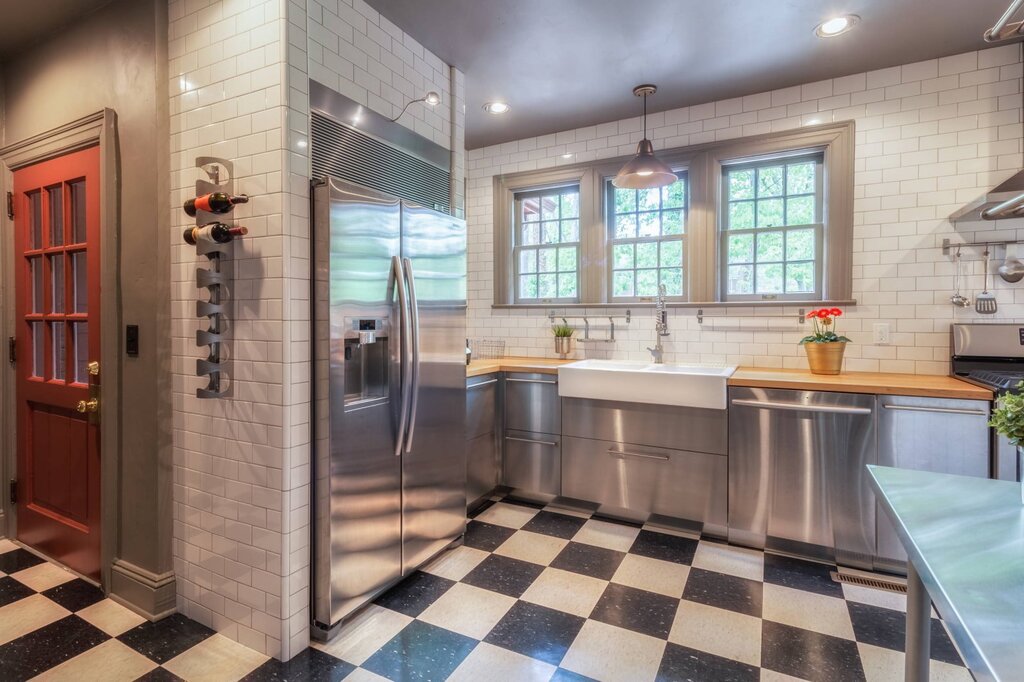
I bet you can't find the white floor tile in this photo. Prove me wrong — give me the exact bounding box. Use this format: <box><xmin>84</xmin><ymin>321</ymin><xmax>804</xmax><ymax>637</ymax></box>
<box><xmin>762</xmin><ymin>583</ymin><xmax>855</xmax><ymax>640</ymax></box>
<box><xmin>669</xmin><ymin>599</ymin><xmax>762</xmax><ymax>667</ymax></box>
<box><xmin>33</xmin><ymin>639</ymin><xmax>157</xmax><ymax>681</ymax></box>
<box><xmin>692</xmin><ymin>541</ymin><xmax>764</xmax><ymax>582</ymax></box>
<box><xmin>448</xmin><ymin>641</ymin><xmax>556</xmax><ymax>682</ymax></box>
<box><xmin>560</xmin><ymin>619</ymin><xmax>666</xmax><ymax>682</ymax></box>
<box><xmin>494</xmin><ymin>531</ymin><xmax>568</xmax><ymax>566</ymax></box>
<box><xmin>418</xmin><ymin>583</ymin><xmax>516</xmax><ymax>639</ymax></box>
<box><xmin>857</xmin><ymin>642</ymin><xmax>974</xmax><ymax>682</ymax></box>
<box><xmin>611</xmin><ymin>554</ymin><xmax>689</xmax><ymax>598</ymax></box>
<box><xmin>474</xmin><ymin>502</ymin><xmax>539</xmax><ymax>529</ymax></box>
<box><xmin>520</xmin><ymin>567</ymin><xmax>607</xmax><ymax>618</ymax></box>
<box><xmin>314</xmin><ymin>604</ymin><xmax>412</xmax><ymax>665</ymax></box>
<box><xmin>0</xmin><ymin>593</ymin><xmax>70</xmax><ymax>645</ymax></box>
<box><xmin>421</xmin><ymin>546</ymin><xmax>489</xmax><ymax>581</ymax></box>
<box><xmin>572</xmin><ymin>518</ymin><xmax>640</xmax><ymax>552</ymax></box>
<box><xmin>76</xmin><ymin>599</ymin><xmax>147</xmax><ymax>637</ymax></box>
<box><xmin>163</xmin><ymin>633</ymin><xmax>268</xmax><ymax>682</ymax></box>
<box><xmin>11</xmin><ymin>561</ymin><xmax>76</xmax><ymax>592</ymax></box>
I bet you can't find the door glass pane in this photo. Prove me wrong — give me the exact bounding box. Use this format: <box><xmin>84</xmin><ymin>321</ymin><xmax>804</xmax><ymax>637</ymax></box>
<box><xmin>50</xmin><ymin>254</ymin><xmax>65</xmax><ymax>314</ymax></box>
<box><xmin>31</xmin><ymin>321</ymin><xmax>44</xmax><ymax>378</ymax></box>
<box><xmin>52</xmin><ymin>321</ymin><xmax>66</xmax><ymax>381</ymax></box>
<box><xmin>73</xmin><ymin>252</ymin><xmax>88</xmax><ymax>313</ymax></box>
<box><xmin>70</xmin><ymin>180</ymin><xmax>87</xmax><ymax>243</ymax></box>
<box><xmin>74</xmin><ymin>322</ymin><xmax>89</xmax><ymax>384</ymax></box>
<box><xmin>29</xmin><ymin>256</ymin><xmax>43</xmax><ymax>313</ymax></box>
<box><xmin>48</xmin><ymin>185</ymin><xmax>64</xmax><ymax>246</ymax></box>
<box><xmin>27</xmin><ymin>190</ymin><xmax>42</xmax><ymax>249</ymax></box>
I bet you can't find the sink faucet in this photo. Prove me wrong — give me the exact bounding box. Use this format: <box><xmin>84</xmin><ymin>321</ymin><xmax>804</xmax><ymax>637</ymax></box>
<box><xmin>646</xmin><ymin>283</ymin><xmax>670</xmax><ymax>364</ymax></box>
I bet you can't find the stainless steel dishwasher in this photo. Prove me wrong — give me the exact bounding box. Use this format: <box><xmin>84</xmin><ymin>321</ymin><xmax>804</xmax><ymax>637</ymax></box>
<box><xmin>728</xmin><ymin>387</ymin><xmax>877</xmax><ymax>570</ymax></box>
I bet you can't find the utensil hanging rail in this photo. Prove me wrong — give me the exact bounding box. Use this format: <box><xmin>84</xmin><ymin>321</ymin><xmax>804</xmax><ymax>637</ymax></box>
<box><xmin>548</xmin><ymin>310</ymin><xmax>631</xmax><ymax>343</ymax></box>
<box><xmin>942</xmin><ymin>238</ymin><xmax>1024</xmax><ymax>255</ymax></box>
<box><xmin>986</xmin><ymin>0</ymin><xmax>1024</xmax><ymax>42</ymax></box>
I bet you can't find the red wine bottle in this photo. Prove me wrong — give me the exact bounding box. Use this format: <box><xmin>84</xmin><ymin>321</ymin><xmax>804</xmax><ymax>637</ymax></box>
<box><xmin>183</xmin><ymin>223</ymin><xmax>248</xmax><ymax>245</ymax></box>
<box><xmin>184</xmin><ymin>192</ymin><xmax>249</xmax><ymax>216</ymax></box>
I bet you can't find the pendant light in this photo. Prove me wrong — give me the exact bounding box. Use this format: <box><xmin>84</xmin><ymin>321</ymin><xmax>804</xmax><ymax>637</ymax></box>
<box><xmin>613</xmin><ymin>85</ymin><xmax>677</xmax><ymax>189</ymax></box>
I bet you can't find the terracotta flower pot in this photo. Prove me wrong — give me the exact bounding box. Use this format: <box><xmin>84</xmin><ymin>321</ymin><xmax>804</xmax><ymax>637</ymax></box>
<box><xmin>803</xmin><ymin>341</ymin><xmax>846</xmax><ymax>375</ymax></box>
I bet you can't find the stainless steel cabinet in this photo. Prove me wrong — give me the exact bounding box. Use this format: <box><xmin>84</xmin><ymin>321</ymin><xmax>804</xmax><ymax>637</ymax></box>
<box><xmin>505</xmin><ymin>373</ymin><xmax>560</xmax><ymax>435</ymax></box>
<box><xmin>728</xmin><ymin>387</ymin><xmax>877</xmax><ymax>570</ymax></box>
<box><xmin>562</xmin><ymin>436</ymin><xmax>727</xmax><ymax>530</ymax></box>
<box><xmin>504</xmin><ymin>430</ymin><xmax>561</xmax><ymax>496</ymax></box>
<box><xmin>874</xmin><ymin>395</ymin><xmax>990</xmax><ymax>573</ymax></box>
<box><xmin>562</xmin><ymin>398</ymin><xmax>727</xmax><ymax>455</ymax></box>
<box><xmin>466</xmin><ymin>374</ymin><xmax>500</xmax><ymax>508</ymax></box>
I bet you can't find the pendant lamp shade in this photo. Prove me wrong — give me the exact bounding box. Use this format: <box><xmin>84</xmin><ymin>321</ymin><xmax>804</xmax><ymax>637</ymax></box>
<box><xmin>613</xmin><ymin>85</ymin><xmax>677</xmax><ymax>189</ymax></box>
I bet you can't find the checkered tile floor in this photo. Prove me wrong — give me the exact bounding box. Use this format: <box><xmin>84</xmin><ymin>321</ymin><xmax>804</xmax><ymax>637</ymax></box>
<box><xmin>0</xmin><ymin>499</ymin><xmax>974</xmax><ymax>681</ymax></box>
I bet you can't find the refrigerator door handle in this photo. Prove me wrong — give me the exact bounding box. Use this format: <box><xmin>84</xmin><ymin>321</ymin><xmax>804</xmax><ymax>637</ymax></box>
<box><xmin>390</xmin><ymin>255</ymin><xmax>411</xmax><ymax>457</ymax></box>
<box><xmin>402</xmin><ymin>257</ymin><xmax>421</xmax><ymax>453</ymax></box>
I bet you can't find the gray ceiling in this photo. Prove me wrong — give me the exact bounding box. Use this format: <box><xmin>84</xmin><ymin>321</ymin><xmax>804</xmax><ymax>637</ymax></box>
<box><xmin>0</xmin><ymin>0</ymin><xmax>115</xmax><ymax>60</ymax></box>
<box><xmin>365</xmin><ymin>0</ymin><xmax>1018</xmax><ymax>149</ymax></box>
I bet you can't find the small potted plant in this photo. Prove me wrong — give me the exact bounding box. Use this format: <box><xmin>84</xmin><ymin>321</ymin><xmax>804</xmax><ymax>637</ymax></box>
<box><xmin>989</xmin><ymin>384</ymin><xmax>1024</xmax><ymax>503</ymax></box>
<box><xmin>552</xmin><ymin>319</ymin><xmax>575</xmax><ymax>357</ymax></box>
<box><xmin>800</xmin><ymin>307</ymin><xmax>850</xmax><ymax>375</ymax></box>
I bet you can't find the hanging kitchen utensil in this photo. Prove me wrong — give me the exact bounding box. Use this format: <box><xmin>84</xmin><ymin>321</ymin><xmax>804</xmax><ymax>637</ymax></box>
<box><xmin>976</xmin><ymin>250</ymin><xmax>998</xmax><ymax>314</ymax></box>
<box><xmin>951</xmin><ymin>247</ymin><xmax>971</xmax><ymax>308</ymax></box>
<box><xmin>998</xmin><ymin>242</ymin><xmax>1024</xmax><ymax>283</ymax></box>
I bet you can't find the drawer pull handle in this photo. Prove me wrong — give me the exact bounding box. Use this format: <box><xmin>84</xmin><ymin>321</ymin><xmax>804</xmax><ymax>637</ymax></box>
<box><xmin>730</xmin><ymin>398</ymin><xmax>872</xmax><ymax>415</ymax></box>
<box><xmin>881</xmin><ymin>404</ymin><xmax>987</xmax><ymax>416</ymax></box>
<box><xmin>608</xmin><ymin>449</ymin><xmax>669</xmax><ymax>461</ymax></box>
<box><xmin>506</xmin><ymin>378</ymin><xmax>557</xmax><ymax>385</ymax></box>
<box><xmin>468</xmin><ymin>378</ymin><xmax>498</xmax><ymax>389</ymax></box>
<box><xmin>506</xmin><ymin>435</ymin><xmax>558</xmax><ymax>446</ymax></box>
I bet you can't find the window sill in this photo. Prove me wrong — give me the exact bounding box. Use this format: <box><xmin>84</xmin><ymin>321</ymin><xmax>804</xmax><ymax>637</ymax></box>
<box><xmin>492</xmin><ymin>299</ymin><xmax>857</xmax><ymax>310</ymax></box>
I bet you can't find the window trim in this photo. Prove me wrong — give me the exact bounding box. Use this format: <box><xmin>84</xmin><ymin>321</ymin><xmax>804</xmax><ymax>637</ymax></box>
<box><xmin>492</xmin><ymin>121</ymin><xmax>854</xmax><ymax>307</ymax></box>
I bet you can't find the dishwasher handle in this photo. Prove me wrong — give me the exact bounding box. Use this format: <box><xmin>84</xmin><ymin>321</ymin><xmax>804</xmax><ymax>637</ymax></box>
<box><xmin>730</xmin><ymin>398</ymin><xmax>873</xmax><ymax>415</ymax></box>
<box><xmin>881</xmin><ymin>404</ymin><xmax>987</xmax><ymax>416</ymax></box>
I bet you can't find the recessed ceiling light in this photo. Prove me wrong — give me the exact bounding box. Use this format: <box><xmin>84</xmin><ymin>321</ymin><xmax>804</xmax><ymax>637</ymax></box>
<box><xmin>815</xmin><ymin>14</ymin><xmax>859</xmax><ymax>37</ymax></box>
<box><xmin>483</xmin><ymin>101</ymin><xmax>510</xmax><ymax>115</ymax></box>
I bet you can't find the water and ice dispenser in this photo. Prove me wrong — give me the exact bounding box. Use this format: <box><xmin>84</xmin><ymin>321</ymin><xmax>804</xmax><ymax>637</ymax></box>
<box><xmin>342</xmin><ymin>318</ymin><xmax>389</xmax><ymax>407</ymax></box>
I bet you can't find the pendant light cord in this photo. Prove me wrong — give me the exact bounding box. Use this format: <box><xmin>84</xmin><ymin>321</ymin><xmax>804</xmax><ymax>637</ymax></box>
<box><xmin>643</xmin><ymin>93</ymin><xmax>648</xmax><ymax>139</ymax></box>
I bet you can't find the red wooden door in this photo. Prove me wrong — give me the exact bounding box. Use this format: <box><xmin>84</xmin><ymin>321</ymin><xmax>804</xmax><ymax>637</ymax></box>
<box><xmin>13</xmin><ymin>146</ymin><xmax>101</xmax><ymax>581</ymax></box>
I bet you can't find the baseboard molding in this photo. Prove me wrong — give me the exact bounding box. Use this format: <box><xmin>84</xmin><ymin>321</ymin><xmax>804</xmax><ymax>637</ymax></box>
<box><xmin>110</xmin><ymin>558</ymin><xmax>176</xmax><ymax>621</ymax></box>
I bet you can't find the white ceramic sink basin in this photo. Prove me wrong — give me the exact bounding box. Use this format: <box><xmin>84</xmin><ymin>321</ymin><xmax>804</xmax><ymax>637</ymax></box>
<box><xmin>558</xmin><ymin>359</ymin><xmax>737</xmax><ymax>410</ymax></box>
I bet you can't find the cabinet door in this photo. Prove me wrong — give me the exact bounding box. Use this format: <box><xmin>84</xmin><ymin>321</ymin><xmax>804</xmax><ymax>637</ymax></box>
<box><xmin>466</xmin><ymin>375</ymin><xmax>498</xmax><ymax>440</ymax></box>
<box><xmin>875</xmin><ymin>395</ymin><xmax>990</xmax><ymax>571</ymax></box>
<box><xmin>503</xmin><ymin>429</ymin><xmax>560</xmax><ymax>496</ymax></box>
<box><xmin>505</xmin><ymin>373</ymin><xmax>560</xmax><ymax>434</ymax></box>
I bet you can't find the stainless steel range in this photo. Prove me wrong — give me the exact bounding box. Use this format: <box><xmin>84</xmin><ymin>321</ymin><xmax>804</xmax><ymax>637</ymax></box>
<box><xmin>952</xmin><ymin>323</ymin><xmax>1024</xmax><ymax>482</ymax></box>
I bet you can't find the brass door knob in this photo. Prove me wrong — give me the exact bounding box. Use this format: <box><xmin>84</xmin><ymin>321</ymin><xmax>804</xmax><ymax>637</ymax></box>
<box><xmin>76</xmin><ymin>398</ymin><xmax>99</xmax><ymax>414</ymax></box>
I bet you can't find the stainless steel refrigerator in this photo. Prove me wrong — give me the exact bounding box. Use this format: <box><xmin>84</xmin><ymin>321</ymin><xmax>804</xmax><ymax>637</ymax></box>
<box><xmin>311</xmin><ymin>177</ymin><xmax>467</xmax><ymax>640</ymax></box>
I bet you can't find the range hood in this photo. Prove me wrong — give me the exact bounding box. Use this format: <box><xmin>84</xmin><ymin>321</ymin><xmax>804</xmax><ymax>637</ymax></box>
<box><xmin>950</xmin><ymin>170</ymin><xmax>1024</xmax><ymax>223</ymax></box>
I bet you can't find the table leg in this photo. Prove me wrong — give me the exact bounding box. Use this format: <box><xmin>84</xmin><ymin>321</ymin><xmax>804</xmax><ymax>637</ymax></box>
<box><xmin>906</xmin><ymin>561</ymin><xmax>931</xmax><ymax>682</ymax></box>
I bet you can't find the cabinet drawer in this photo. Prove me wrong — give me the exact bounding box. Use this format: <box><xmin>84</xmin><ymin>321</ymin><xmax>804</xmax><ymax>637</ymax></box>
<box><xmin>505</xmin><ymin>373</ymin><xmax>560</xmax><ymax>435</ymax></box>
<box><xmin>562</xmin><ymin>436</ymin><xmax>726</xmax><ymax>528</ymax></box>
<box><xmin>467</xmin><ymin>432</ymin><xmax>500</xmax><ymax>505</ymax></box>
<box><xmin>466</xmin><ymin>374</ymin><xmax>498</xmax><ymax>440</ymax></box>
<box><xmin>503</xmin><ymin>429</ymin><xmax>560</xmax><ymax>497</ymax></box>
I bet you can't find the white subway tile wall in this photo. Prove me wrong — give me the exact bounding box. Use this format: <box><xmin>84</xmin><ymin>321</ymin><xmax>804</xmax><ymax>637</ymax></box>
<box><xmin>467</xmin><ymin>45</ymin><xmax>1024</xmax><ymax>375</ymax></box>
<box><xmin>171</xmin><ymin>0</ymin><xmax>463</xmax><ymax>662</ymax></box>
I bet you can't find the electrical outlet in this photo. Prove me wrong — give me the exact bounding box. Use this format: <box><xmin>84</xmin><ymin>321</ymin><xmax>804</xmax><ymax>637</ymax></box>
<box><xmin>873</xmin><ymin>323</ymin><xmax>891</xmax><ymax>345</ymax></box>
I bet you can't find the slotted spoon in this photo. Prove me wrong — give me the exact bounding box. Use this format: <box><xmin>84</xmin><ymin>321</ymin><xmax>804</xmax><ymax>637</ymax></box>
<box><xmin>976</xmin><ymin>250</ymin><xmax>998</xmax><ymax>314</ymax></box>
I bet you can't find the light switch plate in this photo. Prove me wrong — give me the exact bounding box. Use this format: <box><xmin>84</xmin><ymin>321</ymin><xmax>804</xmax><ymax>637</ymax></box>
<box><xmin>873</xmin><ymin>323</ymin><xmax>891</xmax><ymax>345</ymax></box>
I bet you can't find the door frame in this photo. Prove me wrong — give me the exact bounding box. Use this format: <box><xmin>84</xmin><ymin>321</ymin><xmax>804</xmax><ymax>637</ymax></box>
<box><xmin>0</xmin><ymin>110</ymin><xmax>120</xmax><ymax>588</ymax></box>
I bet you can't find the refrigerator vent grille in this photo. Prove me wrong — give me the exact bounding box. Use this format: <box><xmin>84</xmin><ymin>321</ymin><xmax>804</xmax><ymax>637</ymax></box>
<box><xmin>311</xmin><ymin>112</ymin><xmax>451</xmax><ymax>213</ymax></box>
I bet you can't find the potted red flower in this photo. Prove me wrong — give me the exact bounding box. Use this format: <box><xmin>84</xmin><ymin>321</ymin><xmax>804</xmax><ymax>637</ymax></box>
<box><xmin>800</xmin><ymin>307</ymin><xmax>851</xmax><ymax>375</ymax></box>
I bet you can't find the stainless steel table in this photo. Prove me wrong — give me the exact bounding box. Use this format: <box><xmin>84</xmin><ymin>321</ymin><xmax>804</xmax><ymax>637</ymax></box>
<box><xmin>868</xmin><ymin>465</ymin><xmax>1024</xmax><ymax>682</ymax></box>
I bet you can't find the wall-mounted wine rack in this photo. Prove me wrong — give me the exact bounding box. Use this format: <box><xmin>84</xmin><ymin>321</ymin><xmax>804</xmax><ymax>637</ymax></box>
<box><xmin>192</xmin><ymin>156</ymin><xmax>233</xmax><ymax>399</ymax></box>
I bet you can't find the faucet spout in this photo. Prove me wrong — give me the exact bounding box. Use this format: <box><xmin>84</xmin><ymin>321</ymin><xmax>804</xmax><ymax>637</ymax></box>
<box><xmin>649</xmin><ymin>283</ymin><xmax>669</xmax><ymax>364</ymax></box>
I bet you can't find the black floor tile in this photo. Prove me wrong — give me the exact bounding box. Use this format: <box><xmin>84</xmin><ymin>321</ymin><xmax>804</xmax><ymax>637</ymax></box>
<box><xmin>0</xmin><ymin>575</ymin><xmax>35</xmax><ymax>607</ymax></box>
<box><xmin>463</xmin><ymin>520</ymin><xmax>516</xmax><ymax>552</ymax></box>
<box><xmin>135</xmin><ymin>668</ymin><xmax>186</xmax><ymax>681</ymax></box>
<box><xmin>374</xmin><ymin>571</ymin><xmax>455</xmax><ymax>617</ymax></box>
<box><xmin>551</xmin><ymin>668</ymin><xmax>599</xmax><ymax>682</ymax></box>
<box><xmin>0</xmin><ymin>548</ymin><xmax>45</xmax><ymax>575</ymax></box>
<box><xmin>468</xmin><ymin>499</ymin><xmax>496</xmax><ymax>519</ymax></box>
<box><xmin>763</xmin><ymin>553</ymin><xmax>843</xmax><ymax>598</ymax></box>
<box><xmin>117</xmin><ymin>613</ymin><xmax>215</xmax><ymax>664</ymax></box>
<box><xmin>656</xmin><ymin>642</ymin><xmax>760</xmax><ymax>682</ymax></box>
<box><xmin>521</xmin><ymin>510</ymin><xmax>588</xmax><ymax>540</ymax></box>
<box><xmin>362</xmin><ymin>620</ymin><xmax>477</xmax><ymax>682</ymax></box>
<box><xmin>681</xmin><ymin>567</ymin><xmax>763</xmax><ymax>618</ymax></box>
<box><xmin>761</xmin><ymin>620</ymin><xmax>866</xmax><ymax>682</ymax></box>
<box><xmin>589</xmin><ymin>582</ymin><xmax>679</xmax><ymax>639</ymax></box>
<box><xmin>484</xmin><ymin>601</ymin><xmax>586</xmax><ymax>666</ymax></box>
<box><xmin>846</xmin><ymin>601</ymin><xmax>964</xmax><ymax>666</ymax></box>
<box><xmin>242</xmin><ymin>647</ymin><xmax>356</xmax><ymax>681</ymax></box>
<box><xmin>42</xmin><ymin>578</ymin><xmax>105</xmax><ymax>612</ymax></box>
<box><xmin>549</xmin><ymin>542</ymin><xmax>625</xmax><ymax>581</ymax></box>
<box><xmin>629</xmin><ymin>530</ymin><xmax>699</xmax><ymax>565</ymax></box>
<box><xmin>503</xmin><ymin>497</ymin><xmax>547</xmax><ymax>510</ymax></box>
<box><xmin>0</xmin><ymin>615</ymin><xmax>109</xmax><ymax>681</ymax></box>
<box><xmin>461</xmin><ymin>554</ymin><xmax>545</xmax><ymax>598</ymax></box>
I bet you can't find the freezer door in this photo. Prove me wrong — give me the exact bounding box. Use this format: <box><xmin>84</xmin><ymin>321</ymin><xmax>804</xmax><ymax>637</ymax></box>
<box><xmin>400</xmin><ymin>202</ymin><xmax>467</xmax><ymax>572</ymax></box>
<box><xmin>313</xmin><ymin>178</ymin><xmax>403</xmax><ymax>632</ymax></box>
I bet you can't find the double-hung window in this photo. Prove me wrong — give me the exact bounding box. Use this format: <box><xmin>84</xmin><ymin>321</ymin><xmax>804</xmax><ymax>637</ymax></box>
<box><xmin>721</xmin><ymin>154</ymin><xmax>824</xmax><ymax>300</ymax></box>
<box><xmin>608</xmin><ymin>174</ymin><xmax>687</xmax><ymax>299</ymax></box>
<box><xmin>513</xmin><ymin>185</ymin><xmax>580</xmax><ymax>302</ymax></box>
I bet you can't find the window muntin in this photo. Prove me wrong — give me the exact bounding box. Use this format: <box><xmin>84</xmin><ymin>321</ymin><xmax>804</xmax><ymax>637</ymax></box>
<box><xmin>608</xmin><ymin>174</ymin><xmax>687</xmax><ymax>299</ymax></box>
<box><xmin>721</xmin><ymin>154</ymin><xmax>823</xmax><ymax>300</ymax></box>
<box><xmin>514</xmin><ymin>186</ymin><xmax>580</xmax><ymax>302</ymax></box>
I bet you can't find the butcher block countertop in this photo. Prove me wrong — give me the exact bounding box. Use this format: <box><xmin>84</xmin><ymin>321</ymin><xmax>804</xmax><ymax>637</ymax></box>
<box><xmin>466</xmin><ymin>358</ymin><xmax>991</xmax><ymax>400</ymax></box>
<box><xmin>728</xmin><ymin>368</ymin><xmax>991</xmax><ymax>400</ymax></box>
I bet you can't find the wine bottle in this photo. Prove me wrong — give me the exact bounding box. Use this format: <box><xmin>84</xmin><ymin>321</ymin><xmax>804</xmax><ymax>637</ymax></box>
<box><xmin>184</xmin><ymin>192</ymin><xmax>249</xmax><ymax>217</ymax></box>
<box><xmin>183</xmin><ymin>223</ymin><xmax>248</xmax><ymax>245</ymax></box>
